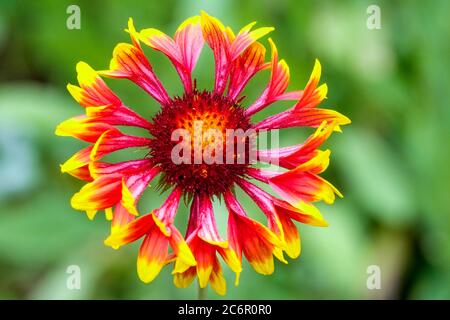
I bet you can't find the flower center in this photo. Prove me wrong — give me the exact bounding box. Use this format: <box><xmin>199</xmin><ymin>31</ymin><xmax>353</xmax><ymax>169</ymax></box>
<box><xmin>148</xmin><ymin>90</ymin><xmax>253</xmax><ymax>197</ymax></box>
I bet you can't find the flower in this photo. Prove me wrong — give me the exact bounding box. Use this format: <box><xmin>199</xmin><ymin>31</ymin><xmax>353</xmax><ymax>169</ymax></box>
<box><xmin>56</xmin><ymin>11</ymin><xmax>350</xmax><ymax>296</ymax></box>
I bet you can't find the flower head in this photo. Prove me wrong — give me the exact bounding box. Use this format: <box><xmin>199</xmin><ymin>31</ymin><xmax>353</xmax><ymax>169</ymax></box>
<box><xmin>56</xmin><ymin>11</ymin><xmax>350</xmax><ymax>296</ymax></box>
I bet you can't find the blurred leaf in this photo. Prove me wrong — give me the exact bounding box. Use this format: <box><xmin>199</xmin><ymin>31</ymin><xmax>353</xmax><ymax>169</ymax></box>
<box><xmin>0</xmin><ymin>191</ymin><xmax>102</xmax><ymax>266</ymax></box>
<box><xmin>335</xmin><ymin>126</ymin><xmax>416</xmax><ymax>226</ymax></box>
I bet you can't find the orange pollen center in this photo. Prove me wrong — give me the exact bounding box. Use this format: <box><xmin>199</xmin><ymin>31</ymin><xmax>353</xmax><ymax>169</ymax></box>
<box><xmin>148</xmin><ymin>90</ymin><xmax>252</xmax><ymax>196</ymax></box>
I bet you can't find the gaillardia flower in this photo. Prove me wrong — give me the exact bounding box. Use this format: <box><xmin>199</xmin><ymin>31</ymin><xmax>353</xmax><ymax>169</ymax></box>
<box><xmin>56</xmin><ymin>12</ymin><xmax>350</xmax><ymax>295</ymax></box>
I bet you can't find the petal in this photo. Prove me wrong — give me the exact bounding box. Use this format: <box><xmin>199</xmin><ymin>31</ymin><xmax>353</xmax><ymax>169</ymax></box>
<box><xmin>90</xmin><ymin>129</ymin><xmax>151</xmax><ymax>161</ymax></box>
<box><xmin>293</xmin><ymin>59</ymin><xmax>327</xmax><ymax>110</ymax></box>
<box><xmin>139</xmin><ymin>16</ymin><xmax>204</xmax><ymax>93</ymax></box>
<box><xmin>193</xmin><ymin>238</ymin><xmax>216</xmax><ymax>288</ymax></box>
<box><xmin>139</xmin><ymin>28</ymin><xmax>181</xmax><ymax>63</ymax></box>
<box><xmin>293</xmin><ymin>148</ymin><xmax>331</xmax><ymax>174</ymax></box>
<box><xmin>71</xmin><ymin>174</ymin><xmax>122</xmax><ymax>212</ymax></box>
<box><xmin>137</xmin><ymin>227</ymin><xmax>169</xmax><ymax>283</ymax></box>
<box><xmin>246</xmin><ymin>38</ymin><xmax>290</xmax><ymax>116</ymax></box>
<box><xmin>229</xmin><ymin>22</ymin><xmax>274</xmax><ymax>61</ymax></box>
<box><xmin>186</xmin><ymin>194</ymin><xmax>201</xmax><ymax>237</ymax></box>
<box><xmin>268</xmin><ymin>151</ymin><xmax>343</xmax><ymax>205</ymax></box>
<box><xmin>64</xmin><ymin>164</ymin><xmax>92</xmax><ymax>182</ymax></box>
<box><xmin>291</xmin><ymin>108</ymin><xmax>351</xmax><ymax>130</ymax></box>
<box><xmin>253</xmin><ymin>58</ymin><xmax>351</xmax><ymax>130</ymax></box>
<box><xmin>228</xmin><ymin>41</ymin><xmax>268</xmax><ymax>100</ymax></box>
<box><xmin>201</xmin><ymin>11</ymin><xmax>273</xmax><ymax>95</ymax></box>
<box><xmin>224</xmin><ymin>191</ymin><xmax>282</xmax><ymax>275</ymax></box>
<box><xmin>277</xmin><ymin>213</ymin><xmax>301</xmax><ymax>259</ymax></box>
<box><xmin>173</xmin><ymin>266</ymin><xmax>196</xmax><ymax>288</ymax></box>
<box><xmin>60</xmin><ymin>146</ymin><xmax>93</xmax><ymax>181</ymax></box>
<box><xmin>187</xmin><ymin>196</ymin><xmax>241</xmax><ymax>286</ymax></box>
<box><xmin>196</xmin><ymin>194</ymin><xmax>226</xmax><ymax>247</ymax></box>
<box><xmin>98</xmin><ymin>43</ymin><xmax>170</xmax><ymax>105</ymax></box>
<box><xmin>170</xmin><ymin>225</ymin><xmax>197</xmax><ymax>274</ymax></box>
<box><xmin>117</xmin><ymin>166</ymin><xmax>159</xmax><ymax>219</ymax></box>
<box><xmin>55</xmin><ymin>116</ymin><xmax>114</xmax><ymax>143</ymax></box>
<box><xmin>111</xmin><ymin>203</ymin><xmax>136</xmax><ymax>234</ymax></box>
<box><xmin>237</xmin><ymin>178</ymin><xmax>284</xmax><ymax>239</ymax></box>
<box><xmin>120</xmin><ymin>179</ymin><xmax>140</xmax><ymax>216</ymax></box>
<box><xmin>224</xmin><ymin>191</ymin><xmax>283</xmax><ymax>246</ymax></box>
<box><xmin>89</xmin><ymin>159</ymin><xmax>152</xmax><ymax>179</ymax></box>
<box><xmin>124</xmin><ymin>17</ymin><xmax>141</xmax><ymax>47</ymax></box>
<box><xmin>257</xmin><ymin>121</ymin><xmax>337</xmax><ymax>169</ymax></box>
<box><xmin>67</xmin><ymin>62</ymin><xmax>121</xmax><ymax>108</ymax></box>
<box><xmin>174</xmin><ymin>16</ymin><xmax>204</xmax><ymax>74</ymax></box>
<box><xmin>105</xmin><ymin>207</ymin><xmax>113</xmax><ymax>220</ymax></box>
<box><xmin>226</xmin><ymin>207</ymin><xmax>242</xmax><ymax>262</ymax></box>
<box><xmin>85</xmin><ymin>104</ymin><xmax>151</xmax><ymax>129</ymax></box>
<box><xmin>277</xmin><ymin>90</ymin><xmax>303</xmax><ymax>101</ymax></box>
<box><xmin>104</xmin><ymin>213</ymin><xmax>156</xmax><ymax>249</ymax></box>
<box><xmin>108</xmin><ymin>166</ymin><xmax>159</xmax><ymax>232</ymax></box>
<box><xmin>200</xmin><ymin>11</ymin><xmax>230</xmax><ymax>95</ymax></box>
<box><xmin>153</xmin><ymin>187</ymin><xmax>182</xmax><ymax>225</ymax></box>
<box><xmin>273</xmin><ymin>196</ymin><xmax>328</xmax><ymax>227</ymax></box>
<box><xmin>209</xmin><ymin>258</ymin><xmax>226</xmax><ymax>296</ymax></box>
<box><xmin>231</xmin><ymin>214</ymin><xmax>276</xmax><ymax>275</ymax></box>
<box><xmin>68</xmin><ymin>61</ymin><xmax>150</xmax><ymax>128</ymax></box>
<box><xmin>254</xmin><ymin>107</ymin><xmax>351</xmax><ymax>130</ymax></box>
<box><xmin>246</xmin><ymin>167</ymin><xmax>277</xmax><ymax>183</ymax></box>
<box><xmin>217</xmin><ymin>246</ymin><xmax>242</xmax><ymax>285</ymax></box>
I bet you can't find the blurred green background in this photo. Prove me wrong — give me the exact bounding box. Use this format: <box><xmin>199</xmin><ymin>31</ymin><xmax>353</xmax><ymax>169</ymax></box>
<box><xmin>0</xmin><ymin>0</ymin><xmax>449</xmax><ymax>299</ymax></box>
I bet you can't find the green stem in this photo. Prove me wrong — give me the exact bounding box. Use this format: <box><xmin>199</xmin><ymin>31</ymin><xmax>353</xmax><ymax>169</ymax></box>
<box><xmin>198</xmin><ymin>285</ymin><xmax>207</xmax><ymax>300</ymax></box>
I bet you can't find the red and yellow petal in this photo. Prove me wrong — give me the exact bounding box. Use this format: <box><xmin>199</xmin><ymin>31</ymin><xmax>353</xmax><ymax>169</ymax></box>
<box><xmin>55</xmin><ymin>116</ymin><xmax>113</xmax><ymax>143</ymax></box>
<box><xmin>282</xmin><ymin>121</ymin><xmax>336</xmax><ymax>167</ymax></box>
<box><xmin>90</xmin><ymin>129</ymin><xmax>151</xmax><ymax>161</ymax></box>
<box><xmin>257</xmin><ymin>122</ymin><xmax>336</xmax><ymax>169</ymax></box>
<box><xmin>200</xmin><ymin>11</ymin><xmax>229</xmax><ymax>95</ymax></box>
<box><xmin>120</xmin><ymin>179</ymin><xmax>139</xmax><ymax>216</ymax></box>
<box><xmin>60</xmin><ymin>146</ymin><xmax>93</xmax><ymax>181</ymax></box>
<box><xmin>268</xmin><ymin>151</ymin><xmax>342</xmax><ymax>206</ymax></box>
<box><xmin>104</xmin><ymin>213</ymin><xmax>157</xmax><ymax>249</ymax></box>
<box><xmin>89</xmin><ymin>159</ymin><xmax>152</xmax><ymax>179</ymax></box>
<box><xmin>107</xmin><ymin>211</ymin><xmax>195</xmax><ymax>284</ymax></box>
<box><xmin>225</xmin><ymin>192</ymin><xmax>282</xmax><ymax>275</ymax></box>
<box><xmin>193</xmin><ymin>238</ymin><xmax>216</xmax><ymax>288</ymax></box>
<box><xmin>139</xmin><ymin>28</ymin><xmax>181</xmax><ymax>63</ymax></box>
<box><xmin>170</xmin><ymin>226</ymin><xmax>197</xmax><ymax>274</ymax></box>
<box><xmin>71</xmin><ymin>174</ymin><xmax>122</xmax><ymax>213</ymax></box>
<box><xmin>277</xmin><ymin>213</ymin><xmax>301</xmax><ymax>259</ymax></box>
<box><xmin>228</xmin><ymin>41</ymin><xmax>267</xmax><ymax>100</ymax></box>
<box><xmin>246</xmin><ymin>38</ymin><xmax>290</xmax><ymax>116</ymax></box>
<box><xmin>290</xmin><ymin>108</ymin><xmax>351</xmax><ymax>130</ymax></box>
<box><xmin>174</xmin><ymin>16</ymin><xmax>204</xmax><ymax>73</ymax></box>
<box><xmin>254</xmin><ymin>58</ymin><xmax>350</xmax><ymax>130</ymax></box>
<box><xmin>254</xmin><ymin>105</ymin><xmax>350</xmax><ymax>130</ymax></box>
<box><xmin>294</xmin><ymin>59</ymin><xmax>328</xmax><ymax>110</ymax></box>
<box><xmin>67</xmin><ymin>62</ymin><xmax>122</xmax><ymax>108</ymax></box>
<box><xmin>196</xmin><ymin>194</ymin><xmax>227</xmax><ymax>246</ymax></box>
<box><xmin>138</xmin><ymin>15</ymin><xmax>204</xmax><ymax>93</ymax></box>
<box><xmin>266</xmin><ymin>38</ymin><xmax>290</xmax><ymax>99</ymax></box>
<box><xmin>111</xmin><ymin>203</ymin><xmax>136</xmax><ymax>234</ymax></box>
<box><xmin>217</xmin><ymin>246</ymin><xmax>242</xmax><ymax>285</ymax></box>
<box><xmin>173</xmin><ymin>266</ymin><xmax>197</xmax><ymax>288</ymax></box>
<box><xmin>99</xmin><ymin>43</ymin><xmax>170</xmax><ymax>105</ymax></box>
<box><xmin>273</xmin><ymin>198</ymin><xmax>328</xmax><ymax>227</ymax></box>
<box><xmin>209</xmin><ymin>258</ymin><xmax>226</xmax><ymax>296</ymax></box>
<box><xmin>85</xmin><ymin>104</ymin><xmax>151</xmax><ymax>129</ymax></box>
<box><xmin>137</xmin><ymin>228</ymin><xmax>170</xmax><ymax>283</ymax></box>
<box><xmin>229</xmin><ymin>22</ymin><xmax>274</xmax><ymax>61</ymax></box>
